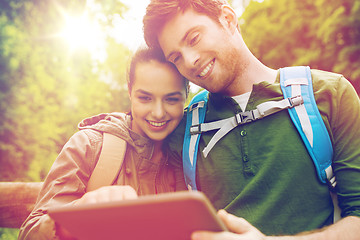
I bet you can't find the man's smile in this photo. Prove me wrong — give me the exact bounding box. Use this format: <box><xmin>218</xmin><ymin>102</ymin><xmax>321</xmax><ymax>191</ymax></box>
<box><xmin>198</xmin><ymin>59</ymin><xmax>215</xmax><ymax>78</ymax></box>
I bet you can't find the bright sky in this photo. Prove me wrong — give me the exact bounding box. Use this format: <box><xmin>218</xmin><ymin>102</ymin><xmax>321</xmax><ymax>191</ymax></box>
<box><xmin>112</xmin><ymin>0</ymin><xmax>150</xmax><ymax>51</ymax></box>
<box><xmin>60</xmin><ymin>0</ymin><xmax>246</xmax><ymax>60</ymax></box>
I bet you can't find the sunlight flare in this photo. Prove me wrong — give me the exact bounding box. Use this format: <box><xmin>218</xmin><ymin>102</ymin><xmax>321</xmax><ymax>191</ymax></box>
<box><xmin>60</xmin><ymin>12</ymin><xmax>107</xmax><ymax>61</ymax></box>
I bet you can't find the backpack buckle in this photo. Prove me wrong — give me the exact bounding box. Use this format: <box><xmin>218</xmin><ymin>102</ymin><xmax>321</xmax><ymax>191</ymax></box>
<box><xmin>236</xmin><ymin>111</ymin><xmax>255</xmax><ymax>125</ymax></box>
<box><xmin>326</xmin><ymin>175</ymin><xmax>337</xmax><ymax>192</ymax></box>
<box><xmin>190</xmin><ymin>124</ymin><xmax>202</xmax><ymax>135</ymax></box>
<box><xmin>189</xmin><ymin>101</ymin><xmax>205</xmax><ymax>111</ymax></box>
<box><xmin>288</xmin><ymin>95</ymin><xmax>304</xmax><ymax>108</ymax></box>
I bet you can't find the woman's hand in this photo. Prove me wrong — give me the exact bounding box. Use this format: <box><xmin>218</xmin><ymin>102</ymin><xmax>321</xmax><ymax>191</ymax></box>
<box><xmin>54</xmin><ymin>185</ymin><xmax>138</xmax><ymax>239</ymax></box>
<box><xmin>75</xmin><ymin>185</ymin><xmax>138</xmax><ymax>205</ymax></box>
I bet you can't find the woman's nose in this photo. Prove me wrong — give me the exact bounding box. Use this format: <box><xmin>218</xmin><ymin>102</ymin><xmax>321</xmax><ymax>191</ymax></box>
<box><xmin>151</xmin><ymin>101</ymin><xmax>166</xmax><ymax>119</ymax></box>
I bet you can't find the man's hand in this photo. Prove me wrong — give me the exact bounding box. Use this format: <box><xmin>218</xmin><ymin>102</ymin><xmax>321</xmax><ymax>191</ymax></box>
<box><xmin>191</xmin><ymin>209</ymin><xmax>266</xmax><ymax>240</ymax></box>
<box><xmin>75</xmin><ymin>185</ymin><xmax>138</xmax><ymax>205</ymax></box>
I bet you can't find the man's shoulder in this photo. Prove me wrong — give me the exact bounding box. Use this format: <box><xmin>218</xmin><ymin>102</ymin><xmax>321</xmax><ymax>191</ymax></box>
<box><xmin>170</xmin><ymin>113</ymin><xmax>186</xmax><ymax>138</ymax></box>
<box><xmin>166</xmin><ymin>112</ymin><xmax>186</xmax><ymax>152</ymax></box>
<box><xmin>310</xmin><ymin>69</ymin><xmax>353</xmax><ymax>97</ymax></box>
<box><xmin>311</xmin><ymin>69</ymin><xmax>343</xmax><ymax>82</ymax></box>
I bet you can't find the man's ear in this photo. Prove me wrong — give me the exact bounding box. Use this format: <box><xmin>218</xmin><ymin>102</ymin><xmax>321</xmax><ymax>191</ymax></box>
<box><xmin>219</xmin><ymin>5</ymin><xmax>238</xmax><ymax>34</ymax></box>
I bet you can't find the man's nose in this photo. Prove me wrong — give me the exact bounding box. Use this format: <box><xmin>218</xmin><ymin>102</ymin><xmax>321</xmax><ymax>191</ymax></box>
<box><xmin>183</xmin><ymin>49</ymin><xmax>200</xmax><ymax>69</ymax></box>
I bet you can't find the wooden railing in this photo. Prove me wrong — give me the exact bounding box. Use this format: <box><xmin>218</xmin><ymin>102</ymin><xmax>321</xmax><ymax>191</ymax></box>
<box><xmin>0</xmin><ymin>182</ymin><xmax>43</xmax><ymax>228</ymax></box>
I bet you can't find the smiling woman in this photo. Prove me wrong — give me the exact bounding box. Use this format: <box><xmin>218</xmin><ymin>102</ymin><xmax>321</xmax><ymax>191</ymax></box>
<box><xmin>18</xmin><ymin>47</ymin><xmax>189</xmax><ymax>240</ymax></box>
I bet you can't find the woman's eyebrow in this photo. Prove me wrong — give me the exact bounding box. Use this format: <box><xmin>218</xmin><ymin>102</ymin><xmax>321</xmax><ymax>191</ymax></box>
<box><xmin>165</xmin><ymin>92</ymin><xmax>183</xmax><ymax>97</ymax></box>
<box><xmin>134</xmin><ymin>89</ymin><xmax>152</xmax><ymax>95</ymax></box>
<box><xmin>134</xmin><ymin>89</ymin><xmax>183</xmax><ymax>97</ymax></box>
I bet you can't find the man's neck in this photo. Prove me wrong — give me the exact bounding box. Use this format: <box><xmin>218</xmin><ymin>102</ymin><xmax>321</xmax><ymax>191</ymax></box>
<box><xmin>226</xmin><ymin>60</ymin><xmax>277</xmax><ymax>97</ymax></box>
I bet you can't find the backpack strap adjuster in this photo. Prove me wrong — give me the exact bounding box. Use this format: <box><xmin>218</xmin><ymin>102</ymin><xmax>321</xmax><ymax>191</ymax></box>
<box><xmin>326</xmin><ymin>176</ymin><xmax>337</xmax><ymax>192</ymax></box>
<box><xmin>325</xmin><ymin>165</ymin><xmax>337</xmax><ymax>192</ymax></box>
<box><xmin>190</xmin><ymin>124</ymin><xmax>202</xmax><ymax>135</ymax></box>
<box><xmin>288</xmin><ymin>95</ymin><xmax>304</xmax><ymax>108</ymax></box>
<box><xmin>189</xmin><ymin>101</ymin><xmax>205</xmax><ymax>111</ymax></box>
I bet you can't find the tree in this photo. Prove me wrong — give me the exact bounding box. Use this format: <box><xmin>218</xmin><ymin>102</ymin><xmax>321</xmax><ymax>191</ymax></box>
<box><xmin>240</xmin><ymin>0</ymin><xmax>360</xmax><ymax>93</ymax></box>
<box><xmin>0</xmin><ymin>0</ymin><xmax>131</xmax><ymax>182</ymax></box>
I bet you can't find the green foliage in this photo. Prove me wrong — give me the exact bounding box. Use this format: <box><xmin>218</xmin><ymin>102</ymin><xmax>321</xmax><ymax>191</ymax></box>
<box><xmin>2</xmin><ymin>0</ymin><xmax>359</xmax><ymax>183</ymax></box>
<box><xmin>0</xmin><ymin>0</ymin><xmax>132</xmax><ymax>181</ymax></box>
<box><xmin>240</xmin><ymin>0</ymin><xmax>360</xmax><ymax>93</ymax></box>
<box><xmin>0</xmin><ymin>228</ymin><xmax>19</xmax><ymax>240</ymax></box>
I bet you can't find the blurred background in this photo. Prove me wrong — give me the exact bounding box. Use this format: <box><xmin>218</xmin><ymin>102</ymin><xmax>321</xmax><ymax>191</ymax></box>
<box><xmin>0</xmin><ymin>0</ymin><xmax>359</xmax><ymax>237</ymax></box>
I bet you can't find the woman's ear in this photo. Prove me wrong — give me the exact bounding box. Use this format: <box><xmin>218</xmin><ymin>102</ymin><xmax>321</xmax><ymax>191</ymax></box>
<box><xmin>219</xmin><ymin>5</ymin><xmax>238</xmax><ymax>34</ymax></box>
<box><xmin>128</xmin><ymin>81</ymin><xmax>132</xmax><ymax>98</ymax></box>
<box><xmin>128</xmin><ymin>88</ymin><xmax>132</xmax><ymax>101</ymax></box>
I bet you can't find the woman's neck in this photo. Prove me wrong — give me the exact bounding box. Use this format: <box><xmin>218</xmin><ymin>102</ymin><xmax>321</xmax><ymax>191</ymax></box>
<box><xmin>151</xmin><ymin>140</ymin><xmax>164</xmax><ymax>164</ymax></box>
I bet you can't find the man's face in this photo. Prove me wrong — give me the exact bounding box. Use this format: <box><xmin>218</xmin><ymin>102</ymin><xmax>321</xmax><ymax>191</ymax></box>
<box><xmin>158</xmin><ymin>8</ymin><xmax>240</xmax><ymax>95</ymax></box>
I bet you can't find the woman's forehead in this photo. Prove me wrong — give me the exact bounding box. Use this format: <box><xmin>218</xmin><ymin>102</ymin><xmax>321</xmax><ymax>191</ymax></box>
<box><xmin>132</xmin><ymin>61</ymin><xmax>185</xmax><ymax>93</ymax></box>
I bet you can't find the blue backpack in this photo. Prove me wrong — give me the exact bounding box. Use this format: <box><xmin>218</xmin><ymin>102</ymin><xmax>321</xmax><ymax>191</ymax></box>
<box><xmin>182</xmin><ymin>66</ymin><xmax>340</xmax><ymax>221</ymax></box>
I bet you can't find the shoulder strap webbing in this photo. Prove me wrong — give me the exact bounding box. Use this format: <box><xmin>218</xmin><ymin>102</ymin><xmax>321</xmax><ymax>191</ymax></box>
<box><xmin>280</xmin><ymin>66</ymin><xmax>340</xmax><ymax>222</ymax></box>
<box><xmin>200</xmin><ymin>96</ymin><xmax>303</xmax><ymax>157</ymax></box>
<box><xmin>183</xmin><ymin>90</ymin><xmax>209</xmax><ymax>190</ymax></box>
<box><xmin>87</xmin><ymin>133</ymin><xmax>127</xmax><ymax>192</ymax></box>
<box><xmin>279</xmin><ymin>66</ymin><xmax>334</xmax><ymax>184</ymax></box>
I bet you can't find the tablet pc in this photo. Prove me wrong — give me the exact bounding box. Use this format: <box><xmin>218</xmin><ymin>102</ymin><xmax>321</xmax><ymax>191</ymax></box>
<box><xmin>48</xmin><ymin>191</ymin><xmax>227</xmax><ymax>240</ymax></box>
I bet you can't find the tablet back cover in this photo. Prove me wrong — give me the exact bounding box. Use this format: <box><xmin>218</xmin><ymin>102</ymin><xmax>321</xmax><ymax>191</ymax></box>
<box><xmin>48</xmin><ymin>191</ymin><xmax>226</xmax><ymax>240</ymax></box>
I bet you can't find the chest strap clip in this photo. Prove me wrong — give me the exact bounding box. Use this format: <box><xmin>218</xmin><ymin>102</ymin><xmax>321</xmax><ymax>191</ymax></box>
<box><xmin>235</xmin><ymin>111</ymin><xmax>256</xmax><ymax>124</ymax></box>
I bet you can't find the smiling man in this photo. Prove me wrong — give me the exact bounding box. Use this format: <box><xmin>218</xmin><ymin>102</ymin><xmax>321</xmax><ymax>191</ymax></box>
<box><xmin>143</xmin><ymin>0</ymin><xmax>360</xmax><ymax>239</ymax></box>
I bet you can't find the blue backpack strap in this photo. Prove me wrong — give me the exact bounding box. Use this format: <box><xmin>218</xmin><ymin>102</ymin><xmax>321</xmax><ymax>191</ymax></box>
<box><xmin>279</xmin><ymin>66</ymin><xmax>334</xmax><ymax>185</ymax></box>
<box><xmin>182</xmin><ymin>89</ymin><xmax>209</xmax><ymax>190</ymax></box>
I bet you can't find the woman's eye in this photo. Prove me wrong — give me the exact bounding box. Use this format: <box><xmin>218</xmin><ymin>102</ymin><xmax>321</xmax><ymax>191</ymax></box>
<box><xmin>166</xmin><ymin>97</ymin><xmax>180</xmax><ymax>104</ymax></box>
<box><xmin>138</xmin><ymin>96</ymin><xmax>151</xmax><ymax>102</ymax></box>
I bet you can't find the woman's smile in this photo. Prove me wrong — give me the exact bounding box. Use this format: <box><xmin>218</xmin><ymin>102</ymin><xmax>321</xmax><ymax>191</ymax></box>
<box><xmin>147</xmin><ymin>120</ymin><xmax>169</xmax><ymax>128</ymax></box>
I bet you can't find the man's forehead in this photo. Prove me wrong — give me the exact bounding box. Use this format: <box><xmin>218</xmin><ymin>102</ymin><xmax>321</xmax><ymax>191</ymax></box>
<box><xmin>157</xmin><ymin>12</ymin><xmax>185</xmax><ymax>58</ymax></box>
<box><xmin>157</xmin><ymin>9</ymin><xmax>212</xmax><ymax>56</ymax></box>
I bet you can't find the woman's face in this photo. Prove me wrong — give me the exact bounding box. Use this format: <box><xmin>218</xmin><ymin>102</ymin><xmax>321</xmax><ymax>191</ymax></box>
<box><xmin>130</xmin><ymin>60</ymin><xmax>186</xmax><ymax>142</ymax></box>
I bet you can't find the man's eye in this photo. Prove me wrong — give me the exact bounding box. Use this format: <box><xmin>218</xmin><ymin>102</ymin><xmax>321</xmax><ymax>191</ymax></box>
<box><xmin>172</xmin><ymin>55</ymin><xmax>180</xmax><ymax>64</ymax></box>
<box><xmin>189</xmin><ymin>33</ymin><xmax>199</xmax><ymax>46</ymax></box>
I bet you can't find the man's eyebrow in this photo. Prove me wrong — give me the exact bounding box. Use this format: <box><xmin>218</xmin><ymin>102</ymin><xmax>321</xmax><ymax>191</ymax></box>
<box><xmin>165</xmin><ymin>27</ymin><xmax>197</xmax><ymax>61</ymax></box>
